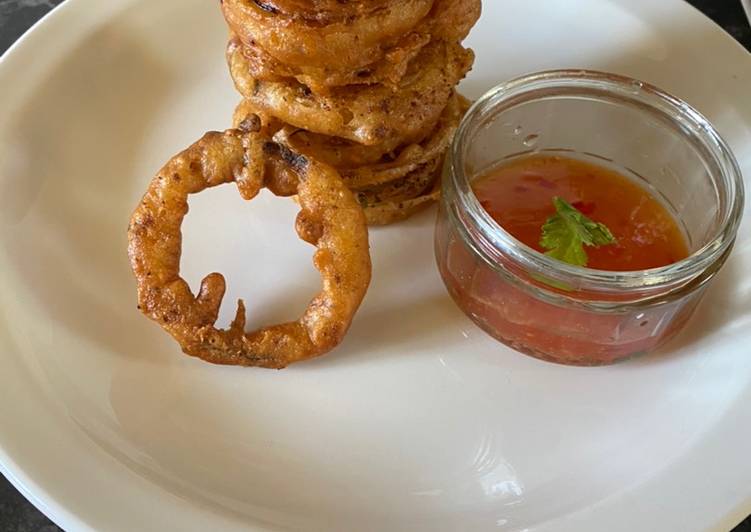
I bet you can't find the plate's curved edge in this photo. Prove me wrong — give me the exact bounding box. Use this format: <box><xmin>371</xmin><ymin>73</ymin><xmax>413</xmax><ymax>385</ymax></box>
<box><xmin>721</xmin><ymin>505</ymin><xmax>751</xmax><ymax>532</ymax></box>
<box><xmin>0</xmin><ymin>452</ymin><xmax>90</xmax><ymax>532</ymax></box>
<box><xmin>678</xmin><ymin>0</ymin><xmax>751</xmax><ymax>59</ymax></box>
<box><xmin>0</xmin><ymin>0</ymin><xmax>70</xmax><ymax>62</ymax></box>
<box><xmin>0</xmin><ymin>303</ymin><xmax>97</xmax><ymax>531</ymax></box>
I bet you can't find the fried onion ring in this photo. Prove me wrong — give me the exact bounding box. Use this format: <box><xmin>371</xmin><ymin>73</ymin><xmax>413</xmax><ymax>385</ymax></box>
<box><xmin>228</xmin><ymin>38</ymin><xmax>474</xmax><ymax>145</ymax></box>
<box><xmin>252</xmin><ymin>0</ymin><xmax>396</xmax><ymax>23</ymax></box>
<box><xmin>291</xmin><ymin>157</ymin><xmax>441</xmax><ymax>226</ymax></box>
<box><xmin>236</xmin><ymin>31</ymin><xmax>430</xmax><ymax>94</ymax></box>
<box><xmin>338</xmin><ymin>91</ymin><xmax>467</xmax><ymax>187</ymax></box>
<box><xmin>354</xmin><ymin>155</ymin><xmax>441</xmax><ymax>206</ymax></box>
<box><xmin>127</xmin><ymin>123</ymin><xmax>371</xmax><ymax>368</ymax></box>
<box><xmin>233</xmin><ymin>97</ymin><xmax>406</xmax><ymax>167</ymax></box>
<box><xmin>225</xmin><ymin>0</ymin><xmax>481</xmax><ymax>78</ymax></box>
<box><xmin>222</xmin><ymin>0</ymin><xmax>433</xmax><ymax>70</ymax></box>
<box><xmin>363</xmin><ymin>179</ymin><xmax>442</xmax><ymax>226</ymax></box>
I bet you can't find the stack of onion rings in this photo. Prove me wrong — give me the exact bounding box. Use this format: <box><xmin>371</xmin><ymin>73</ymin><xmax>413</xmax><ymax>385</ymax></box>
<box><xmin>233</xmin><ymin>89</ymin><xmax>470</xmax><ymax>225</ymax></box>
<box><xmin>221</xmin><ymin>0</ymin><xmax>480</xmax><ymax>225</ymax></box>
<box><xmin>127</xmin><ymin>0</ymin><xmax>481</xmax><ymax>368</ymax></box>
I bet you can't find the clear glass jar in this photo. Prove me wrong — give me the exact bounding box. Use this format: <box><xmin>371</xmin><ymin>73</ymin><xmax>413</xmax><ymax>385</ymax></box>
<box><xmin>436</xmin><ymin>70</ymin><xmax>745</xmax><ymax>365</ymax></box>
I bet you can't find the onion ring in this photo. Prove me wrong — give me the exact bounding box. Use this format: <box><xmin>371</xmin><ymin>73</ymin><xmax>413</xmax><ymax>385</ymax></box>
<box><xmin>222</xmin><ymin>0</ymin><xmax>433</xmax><ymax>70</ymax></box>
<box><xmin>354</xmin><ymin>155</ymin><xmax>442</xmax><ymax>206</ymax></box>
<box><xmin>224</xmin><ymin>0</ymin><xmax>481</xmax><ymax>77</ymax></box>
<box><xmin>338</xmin><ymin>91</ymin><xmax>467</xmax><ymax>187</ymax></box>
<box><xmin>233</xmin><ymin>97</ymin><xmax>406</xmax><ymax>167</ymax></box>
<box><xmin>291</xmin><ymin>157</ymin><xmax>442</xmax><ymax>226</ymax></box>
<box><xmin>236</xmin><ymin>31</ymin><xmax>430</xmax><ymax>94</ymax></box>
<box><xmin>228</xmin><ymin>38</ymin><xmax>474</xmax><ymax>145</ymax></box>
<box><xmin>251</xmin><ymin>0</ymin><xmax>396</xmax><ymax>23</ymax></box>
<box><xmin>127</xmin><ymin>122</ymin><xmax>371</xmax><ymax>368</ymax></box>
<box><xmin>363</xmin><ymin>180</ymin><xmax>442</xmax><ymax>226</ymax></box>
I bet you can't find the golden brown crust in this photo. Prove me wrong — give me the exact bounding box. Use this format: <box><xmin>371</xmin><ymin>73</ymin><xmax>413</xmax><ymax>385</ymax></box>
<box><xmin>233</xmin><ymin>97</ymin><xmax>406</xmax><ymax>167</ymax></box>
<box><xmin>236</xmin><ymin>31</ymin><xmax>430</xmax><ymax>94</ymax></box>
<box><xmin>232</xmin><ymin>93</ymin><xmax>469</xmax><ymax>226</ymax></box>
<box><xmin>362</xmin><ymin>180</ymin><xmax>442</xmax><ymax>226</ymax></box>
<box><xmin>228</xmin><ymin>38</ymin><xmax>474</xmax><ymax>145</ymax></box>
<box><xmin>222</xmin><ymin>0</ymin><xmax>433</xmax><ymax>70</ymax></box>
<box><xmin>250</xmin><ymin>0</ymin><xmax>396</xmax><ymax>23</ymax></box>
<box><xmin>354</xmin><ymin>155</ymin><xmax>441</xmax><ymax>206</ymax></box>
<box><xmin>128</xmin><ymin>125</ymin><xmax>371</xmax><ymax>368</ymax></box>
<box><xmin>338</xmin><ymin>91</ymin><xmax>465</xmax><ymax>187</ymax></box>
<box><xmin>223</xmin><ymin>0</ymin><xmax>481</xmax><ymax>82</ymax></box>
<box><xmin>427</xmin><ymin>0</ymin><xmax>482</xmax><ymax>43</ymax></box>
<box><xmin>233</xmin><ymin>91</ymin><xmax>467</xmax><ymax>175</ymax></box>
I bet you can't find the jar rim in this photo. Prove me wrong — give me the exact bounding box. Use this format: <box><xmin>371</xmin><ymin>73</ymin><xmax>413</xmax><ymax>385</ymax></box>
<box><xmin>448</xmin><ymin>69</ymin><xmax>745</xmax><ymax>292</ymax></box>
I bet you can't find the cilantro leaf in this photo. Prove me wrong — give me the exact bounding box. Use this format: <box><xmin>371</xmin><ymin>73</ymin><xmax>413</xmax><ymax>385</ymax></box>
<box><xmin>540</xmin><ymin>197</ymin><xmax>617</xmax><ymax>267</ymax></box>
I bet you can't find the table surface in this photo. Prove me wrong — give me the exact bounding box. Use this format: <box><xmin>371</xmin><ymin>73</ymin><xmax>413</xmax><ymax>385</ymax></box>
<box><xmin>0</xmin><ymin>0</ymin><xmax>750</xmax><ymax>530</ymax></box>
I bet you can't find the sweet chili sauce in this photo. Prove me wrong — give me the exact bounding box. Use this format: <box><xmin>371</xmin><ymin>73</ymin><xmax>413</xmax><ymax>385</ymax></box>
<box><xmin>472</xmin><ymin>154</ymin><xmax>690</xmax><ymax>270</ymax></box>
<box><xmin>435</xmin><ymin>153</ymin><xmax>701</xmax><ymax>365</ymax></box>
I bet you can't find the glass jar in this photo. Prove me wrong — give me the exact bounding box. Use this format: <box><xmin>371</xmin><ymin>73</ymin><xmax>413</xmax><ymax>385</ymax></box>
<box><xmin>436</xmin><ymin>70</ymin><xmax>745</xmax><ymax>365</ymax></box>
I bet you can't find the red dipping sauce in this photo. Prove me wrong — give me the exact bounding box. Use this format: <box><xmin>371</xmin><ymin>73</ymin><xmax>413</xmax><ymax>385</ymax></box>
<box><xmin>436</xmin><ymin>154</ymin><xmax>708</xmax><ymax>365</ymax></box>
<box><xmin>473</xmin><ymin>154</ymin><xmax>690</xmax><ymax>271</ymax></box>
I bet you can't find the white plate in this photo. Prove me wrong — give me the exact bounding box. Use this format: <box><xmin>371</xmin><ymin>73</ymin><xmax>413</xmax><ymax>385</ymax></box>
<box><xmin>1</xmin><ymin>0</ymin><xmax>750</xmax><ymax>530</ymax></box>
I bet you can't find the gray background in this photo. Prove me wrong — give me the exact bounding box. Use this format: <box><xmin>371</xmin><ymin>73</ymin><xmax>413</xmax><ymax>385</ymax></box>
<box><xmin>0</xmin><ymin>0</ymin><xmax>750</xmax><ymax>530</ymax></box>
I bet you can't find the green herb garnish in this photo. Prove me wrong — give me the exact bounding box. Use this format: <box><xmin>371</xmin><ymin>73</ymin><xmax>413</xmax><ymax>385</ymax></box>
<box><xmin>540</xmin><ymin>197</ymin><xmax>617</xmax><ymax>267</ymax></box>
